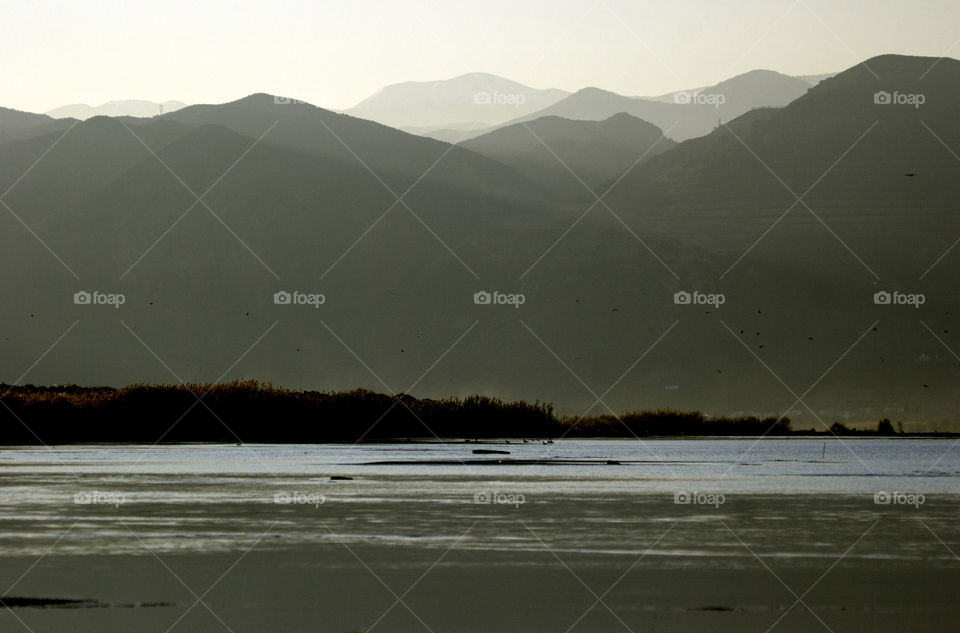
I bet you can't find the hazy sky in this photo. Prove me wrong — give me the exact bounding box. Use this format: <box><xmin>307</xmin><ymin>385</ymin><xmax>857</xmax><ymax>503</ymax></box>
<box><xmin>3</xmin><ymin>0</ymin><xmax>958</xmax><ymax>113</ymax></box>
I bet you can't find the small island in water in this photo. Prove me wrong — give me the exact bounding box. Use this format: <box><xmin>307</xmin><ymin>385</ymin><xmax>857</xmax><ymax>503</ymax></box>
<box><xmin>0</xmin><ymin>380</ymin><xmax>947</xmax><ymax>444</ymax></box>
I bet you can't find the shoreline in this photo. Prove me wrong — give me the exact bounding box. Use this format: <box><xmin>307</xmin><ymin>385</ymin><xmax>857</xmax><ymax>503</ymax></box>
<box><xmin>2</xmin><ymin>381</ymin><xmax>952</xmax><ymax>444</ymax></box>
<box><xmin>2</xmin><ymin>434</ymin><xmax>958</xmax><ymax>449</ymax></box>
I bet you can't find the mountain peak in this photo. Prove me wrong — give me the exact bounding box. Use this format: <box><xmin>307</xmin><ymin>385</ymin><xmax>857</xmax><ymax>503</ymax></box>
<box><xmin>842</xmin><ymin>53</ymin><xmax>959</xmax><ymax>80</ymax></box>
<box><xmin>231</xmin><ymin>93</ymin><xmax>308</xmax><ymax>106</ymax></box>
<box><xmin>572</xmin><ymin>87</ymin><xmax>627</xmax><ymax>98</ymax></box>
<box><xmin>346</xmin><ymin>74</ymin><xmax>570</xmax><ymax>129</ymax></box>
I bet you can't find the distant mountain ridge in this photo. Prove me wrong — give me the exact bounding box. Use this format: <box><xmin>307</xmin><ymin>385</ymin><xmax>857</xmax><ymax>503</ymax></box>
<box><xmin>161</xmin><ymin>92</ymin><xmax>554</xmax><ymax>204</ymax></box>
<box><xmin>46</xmin><ymin>100</ymin><xmax>188</xmax><ymax>120</ymax></box>
<box><xmin>641</xmin><ymin>70</ymin><xmax>835</xmax><ymax>102</ymax></box>
<box><xmin>461</xmin><ymin>113</ymin><xmax>675</xmax><ymax>199</ymax></box>
<box><xmin>794</xmin><ymin>72</ymin><xmax>837</xmax><ymax>86</ymax></box>
<box><xmin>454</xmin><ymin>69</ymin><xmax>815</xmax><ymax>142</ymax></box>
<box><xmin>345</xmin><ymin>72</ymin><xmax>569</xmax><ymax>131</ymax></box>
<box><xmin>0</xmin><ymin>54</ymin><xmax>956</xmax><ymax>428</ymax></box>
<box><xmin>0</xmin><ymin>106</ymin><xmax>74</xmax><ymax>142</ymax></box>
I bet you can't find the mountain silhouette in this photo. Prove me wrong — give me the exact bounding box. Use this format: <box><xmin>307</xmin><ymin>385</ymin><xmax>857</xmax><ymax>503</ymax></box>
<box><xmin>345</xmin><ymin>72</ymin><xmax>569</xmax><ymax>131</ymax></box>
<box><xmin>0</xmin><ymin>106</ymin><xmax>75</xmax><ymax>142</ymax></box>
<box><xmin>466</xmin><ymin>69</ymin><xmax>815</xmax><ymax>142</ymax></box>
<box><xmin>163</xmin><ymin>93</ymin><xmax>552</xmax><ymax>203</ymax></box>
<box><xmin>461</xmin><ymin>113</ymin><xmax>675</xmax><ymax>199</ymax></box>
<box><xmin>46</xmin><ymin>100</ymin><xmax>188</xmax><ymax>120</ymax></box>
<box><xmin>0</xmin><ymin>55</ymin><xmax>956</xmax><ymax>428</ymax></box>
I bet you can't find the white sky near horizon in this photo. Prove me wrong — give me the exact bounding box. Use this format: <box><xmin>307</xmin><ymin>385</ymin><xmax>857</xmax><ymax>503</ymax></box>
<box><xmin>2</xmin><ymin>0</ymin><xmax>958</xmax><ymax>114</ymax></box>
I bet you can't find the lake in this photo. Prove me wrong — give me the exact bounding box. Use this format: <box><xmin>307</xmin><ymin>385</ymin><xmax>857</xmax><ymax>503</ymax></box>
<box><xmin>1</xmin><ymin>439</ymin><xmax>957</xmax><ymax>632</ymax></box>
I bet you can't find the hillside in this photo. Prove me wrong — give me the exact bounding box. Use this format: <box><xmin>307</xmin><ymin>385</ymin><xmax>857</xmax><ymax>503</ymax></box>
<box><xmin>0</xmin><ymin>55</ymin><xmax>956</xmax><ymax>428</ymax></box>
<box><xmin>0</xmin><ymin>106</ymin><xmax>75</xmax><ymax>142</ymax></box>
<box><xmin>461</xmin><ymin>113</ymin><xmax>675</xmax><ymax>198</ymax></box>
<box><xmin>163</xmin><ymin>93</ymin><xmax>553</xmax><ymax>204</ymax></box>
<box><xmin>474</xmin><ymin>69</ymin><xmax>814</xmax><ymax>142</ymax></box>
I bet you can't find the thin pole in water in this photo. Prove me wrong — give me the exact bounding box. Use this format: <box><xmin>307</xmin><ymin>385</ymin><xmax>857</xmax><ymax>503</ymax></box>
<box><xmin>822</xmin><ymin>442</ymin><xmax>826</xmax><ymax>460</ymax></box>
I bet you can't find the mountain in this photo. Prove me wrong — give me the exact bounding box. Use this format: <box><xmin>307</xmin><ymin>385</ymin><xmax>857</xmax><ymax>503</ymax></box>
<box><xmin>0</xmin><ymin>108</ymin><xmax>573</xmax><ymax>411</ymax></box>
<box><xmin>417</xmin><ymin>127</ymin><xmax>486</xmax><ymax>144</ymax></box>
<box><xmin>461</xmin><ymin>113</ymin><xmax>675</xmax><ymax>199</ymax></box>
<box><xmin>0</xmin><ymin>106</ymin><xmax>75</xmax><ymax>143</ymax></box>
<box><xmin>470</xmin><ymin>69</ymin><xmax>815</xmax><ymax>142</ymax></box>
<box><xmin>0</xmin><ymin>56</ymin><xmax>957</xmax><ymax>428</ymax></box>
<box><xmin>646</xmin><ymin>69</ymin><xmax>812</xmax><ymax>104</ymax></box>
<box><xmin>611</xmin><ymin>56</ymin><xmax>959</xmax><ymax>213</ymax></box>
<box><xmin>0</xmin><ymin>116</ymin><xmax>194</xmax><ymax>226</ymax></box>
<box><xmin>402</xmin><ymin>122</ymin><xmax>492</xmax><ymax>144</ymax></box>
<box><xmin>795</xmin><ymin>72</ymin><xmax>837</xmax><ymax>86</ymax></box>
<box><xmin>46</xmin><ymin>100</ymin><xmax>188</xmax><ymax>120</ymax></box>
<box><xmin>162</xmin><ymin>93</ymin><xmax>553</xmax><ymax>203</ymax></box>
<box><xmin>0</xmin><ymin>107</ymin><xmax>53</xmax><ymax>138</ymax></box>
<box><xmin>344</xmin><ymin>73</ymin><xmax>569</xmax><ymax>131</ymax></box>
<box><xmin>589</xmin><ymin>54</ymin><xmax>960</xmax><ymax>422</ymax></box>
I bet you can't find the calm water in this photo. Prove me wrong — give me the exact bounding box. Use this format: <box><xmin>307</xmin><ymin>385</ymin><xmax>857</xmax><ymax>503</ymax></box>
<box><xmin>1</xmin><ymin>439</ymin><xmax>957</xmax><ymax>562</ymax></box>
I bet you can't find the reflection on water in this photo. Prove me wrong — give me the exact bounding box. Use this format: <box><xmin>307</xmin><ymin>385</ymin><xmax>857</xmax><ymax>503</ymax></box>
<box><xmin>0</xmin><ymin>439</ymin><xmax>957</xmax><ymax>560</ymax></box>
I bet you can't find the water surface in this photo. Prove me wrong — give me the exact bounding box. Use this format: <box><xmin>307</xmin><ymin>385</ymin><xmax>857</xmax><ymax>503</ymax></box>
<box><xmin>1</xmin><ymin>439</ymin><xmax>956</xmax><ymax>562</ymax></box>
